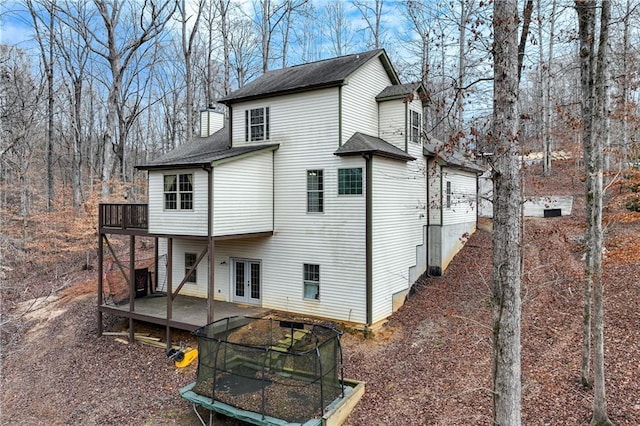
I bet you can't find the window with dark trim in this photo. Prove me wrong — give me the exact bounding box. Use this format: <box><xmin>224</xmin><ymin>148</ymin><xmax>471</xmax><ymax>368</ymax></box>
<box><xmin>307</xmin><ymin>170</ymin><xmax>323</xmax><ymax>213</ymax></box>
<box><xmin>185</xmin><ymin>252</ymin><xmax>197</xmax><ymax>283</ymax></box>
<box><xmin>338</xmin><ymin>168</ymin><xmax>362</xmax><ymax>195</ymax></box>
<box><xmin>446</xmin><ymin>181</ymin><xmax>452</xmax><ymax>208</ymax></box>
<box><xmin>245</xmin><ymin>107</ymin><xmax>270</xmax><ymax>141</ymax></box>
<box><xmin>164</xmin><ymin>173</ymin><xmax>193</xmax><ymax>210</ymax></box>
<box><xmin>411</xmin><ymin>110</ymin><xmax>421</xmax><ymax>142</ymax></box>
<box><xmin>303</xmin><ymin>263</ymin><xmax>320</xmax><ymax>300</ymax></box>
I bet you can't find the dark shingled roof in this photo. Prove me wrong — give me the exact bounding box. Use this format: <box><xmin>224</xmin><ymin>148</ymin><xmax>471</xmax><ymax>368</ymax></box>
<box><xmin>137</xmin><ymin>128</ymin><xmax>278</xmax><ymax>169</ymax></box>
<box><xmin>423</xmin><ymin>140</ymin><xmax>485</xmax><ymax>173</ymax></box>
<box><xmin>376</xmin><ymin>82</ymin><xmax>424</xmax><ymax>101</ymax></box>
<box><xmin>219</xmin><ymin>49</ymin><xmax>399</xmax><ymax>104</ymax></box>
<box><xmin>334</xmin><ymin>132</ymin><xmax>415</xmax><ymax>161</ymax></box>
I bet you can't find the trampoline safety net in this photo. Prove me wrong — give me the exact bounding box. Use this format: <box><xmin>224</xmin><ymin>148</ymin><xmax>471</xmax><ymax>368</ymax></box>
<box><xmin>192</xmin><ymin>316</ymin><xmax>344</xmax><ymax>423</ymax></box>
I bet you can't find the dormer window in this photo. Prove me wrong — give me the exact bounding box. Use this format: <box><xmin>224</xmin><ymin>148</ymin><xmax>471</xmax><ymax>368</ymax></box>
<box><xmin>410</xmin><ymin>110</ymin><xmax>421</xmax><ymax>143</ymax></box>
<box><xmin>245</xmin><ymin>107</ymin><xmax>270</xmax><ymax>141</ymax></box>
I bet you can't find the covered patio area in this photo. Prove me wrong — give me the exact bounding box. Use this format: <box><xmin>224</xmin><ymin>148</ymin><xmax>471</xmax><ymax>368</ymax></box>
<box><xmin>100</xmin><ymin>294</ymin><xmax>270</xmax><ymax>332</ymax></box>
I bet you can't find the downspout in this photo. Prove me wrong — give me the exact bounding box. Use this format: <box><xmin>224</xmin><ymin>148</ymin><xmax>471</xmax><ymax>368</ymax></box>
<box><xmin>439</xmin><ymin>166</ymin><xmax>444</xmax><ymax>225</ymax></box>
<box><xmin>404</xmin><ymin>101</ymin><xmax>408</xmax><ymax>152</ymax></box>
<box><xmin>226</xmin><ymin>106</ymin><xmax>233</xmax><ymax>148</ymax></box>
<box><xmin>338</xmin><ymin>87</ymin><xmax>343</xmax><ymax>147</ymax></box>
<box><xmin>425</xmin><ymin>156</ymin><xmax>430</xmax><ymax>276</ymax></box>
<box><xmin>476</xmin><ymin>172</ymin><xmax>479</xmax><ymax>228</ymax></box>
<box><xmin>364</xmin><ymin>154</ymin><xmax>373</xmax><ymax>328</ymax></box>
<box><xmin>205</xmin><ymin>164</ymin><xmax>215</xmax><ymax>323</ymax></box>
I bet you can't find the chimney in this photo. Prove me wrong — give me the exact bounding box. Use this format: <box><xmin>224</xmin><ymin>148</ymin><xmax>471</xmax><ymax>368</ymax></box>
<box><xmin>200</xmin><ymin>104</ymin><xmax>225</xmax><ymax>137</ymax></box>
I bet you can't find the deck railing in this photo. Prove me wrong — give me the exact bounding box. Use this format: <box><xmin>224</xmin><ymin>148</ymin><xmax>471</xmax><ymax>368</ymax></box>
<box><xmin>99</xmin><ymin>203</ymin><xmax>148</xmax><ymax>230</ymax></box>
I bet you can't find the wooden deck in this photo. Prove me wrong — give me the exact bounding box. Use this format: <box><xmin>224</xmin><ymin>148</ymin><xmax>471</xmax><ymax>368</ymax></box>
<box><xmin>100</xmin><ymin>294</ymin><xmax>270</xmax><ymax>331</ymax></box>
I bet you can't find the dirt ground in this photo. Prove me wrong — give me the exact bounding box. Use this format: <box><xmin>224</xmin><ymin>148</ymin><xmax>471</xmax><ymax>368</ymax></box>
<box><xmin>1</xmin><ymin>160</ymin><xmax>639</xmax><ymax>425</ymax></box>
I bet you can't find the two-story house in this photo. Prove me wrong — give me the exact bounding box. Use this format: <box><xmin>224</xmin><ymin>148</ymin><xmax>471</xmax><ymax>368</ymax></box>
<box><xmin>97</xmin><ymin>49</ymin><xmax>483</xmax><ymax>339</ymax></box>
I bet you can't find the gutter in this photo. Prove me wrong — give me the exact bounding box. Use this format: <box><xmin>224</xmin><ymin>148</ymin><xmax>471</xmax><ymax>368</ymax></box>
<box><xmin>364</xmin><ymin>154</ymin><xmax>373</xmax><ymax>327</ymax></box>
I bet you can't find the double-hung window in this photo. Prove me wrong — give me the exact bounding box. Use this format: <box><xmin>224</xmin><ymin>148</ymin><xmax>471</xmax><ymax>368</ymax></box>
<box><xmin>164</xmin><ymin>173</ymin><xmax>193</xmax><ymax>210</ymax></box>
<box><xmin>303</xmin><ymin>263</ymin><xmax>320</xmax><ymax>300</ymax></box>
<box><xmin>338</xmin><ymin>168</ymin><xmax>362</xmax><ymax>195</ymax></box>
<box><xmin>307</xmin><ymin>170</ymin><xmax>323</xmax><ymax>213</ymax></box>
<box><xmin>446</xmin><ymin>181</ymin><xmax>452</xmax><ymax>209</ymax></box>
<box><xmin>185</xmin><ymin>253</ymin><xmax>197</xmax><ymax>283</ymax></box>
<box><xmin>245</xmin><ymin>107</ymin><xmax>270</xmax><ymax>141</ymax></box>
<box><xmin>410</xmin><ymin>110</ymin><xmax>421</xmax><ymax>143</ymax></box>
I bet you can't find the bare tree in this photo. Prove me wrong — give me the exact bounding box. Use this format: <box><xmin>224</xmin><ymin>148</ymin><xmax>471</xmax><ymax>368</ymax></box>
<box><xmin>353</xmin><ymin>0</ymin><xmax>385</xmax><ymax>49</ymax></box>
<box><xmin>0</xmin><ymin>45</ymin><xmax>43</xmax><ymax>239</ymax></box>
<box><xmin>575</xmin><ymin>1</ymin><xmax>613</xmax><ymax>424</ymax></box>
<box><xmin>177</xmin><ymin>0</ymin><xmax>204</xmax><ymax>141</ymax></box>
<box><xmin>229</xmin><ymin>16</ymin><xmax>261</xmax><ymax>87</ymax></box>
<box><xmin>217</xmin><ymin>0</ymin><xmax>231</xmax><ymax>96</ymax></box>
<box><xmin>26</xmin><ymin>0</ymin><xmax>55</xmax><ymax>211</ymax></box>
<box><xmin>51</xmin><ymin>1</ymin><xmax>93</xmax><ymax>207</ymax></box>
<box><xmin>323</xmin><ymin>0</ymin><xmax>357</xmax><ymax>57</ymax></box>
<box><xmin>491</xmin><ymin>0</ymin><xmax>522</xmax><ymax>424</ymax></box>
<box><xmin>86</xmin><ymin>0</ymin><xmax>175</xmax><ymax>196</ymax></box>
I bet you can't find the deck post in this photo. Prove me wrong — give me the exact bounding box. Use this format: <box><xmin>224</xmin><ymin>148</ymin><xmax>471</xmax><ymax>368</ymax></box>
<box><xmin>166</xmin><ymin>237</ymin><xmax>173</xmax><ymax>348</ymax></box>
<box><xmin>97</xmin><ymin>234</ymin><xmax>104</xmax><ymax>337</ymax></box>
<box><xmin>129</xmin><ymin>235</ymin><xmax>136</xmax><ymax>343</ymax></box>
<box><xmin>207</xmin><ymin>237</ymin><xmax>215</xmax><ymax>324</ymax></box>
<box><xmin>206</xmin><ymin>164</ymin><xmax>214</xmax><ymax>325</ymax></box>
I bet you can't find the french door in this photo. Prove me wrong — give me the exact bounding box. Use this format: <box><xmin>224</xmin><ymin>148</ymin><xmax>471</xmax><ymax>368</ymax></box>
<box><xmin>232</xmin><ymin>259</ymin><xmax>261</xmax><ymax>304</ymax></box>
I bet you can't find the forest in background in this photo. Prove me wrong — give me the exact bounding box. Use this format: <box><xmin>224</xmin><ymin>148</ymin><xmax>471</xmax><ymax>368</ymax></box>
<box><xmin>1</xmin><ymin>0</ymin><xmax>639</xmax><ymax>328</ymax></box>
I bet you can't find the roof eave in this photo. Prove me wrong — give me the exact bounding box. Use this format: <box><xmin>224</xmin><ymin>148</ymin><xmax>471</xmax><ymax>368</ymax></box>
<box><xmin>136</xmin><ymin>162</ymin><xmax>212</xmax><ymax>171</ymax></box>
<box><xmin>335</xmin><ymin>150</ymin><xmax>415</xmax><ymax>162</ymax></box>
<box><xmin>219</xmin><ymin>80</ymin><xmax>345</xmax><ymax>105</ymax></box>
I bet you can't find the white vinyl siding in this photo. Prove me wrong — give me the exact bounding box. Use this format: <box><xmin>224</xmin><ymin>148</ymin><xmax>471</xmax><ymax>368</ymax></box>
<box><xmin>230</xmin><ymin>89</ymin><xmax>338</xmax><ymax>148</ymax></box>
<box><xmin>442</xmin><ymin>168</ymin><xmax>477</xmax><ymax>225</ymax></box>
<box><xmin>377</xmin><ymin>99</ymin><xmax>406</xmax><ymax>150</ymax></box>
<box><xmin>226</xmin><ymin>88</ymin><xmax>369</xmax><ymax>323</ymax></box>
<box><xmin>371</xmin><ymin>156</ymin><xmax>427</xmax><ymax>324</ymax></box>
<box><xmin>212</xmin><ymin>150</ymin><xmax>274</xmax><ymax>236</ymax></box>
<box><xmin>342</xmin><ymin>56</ymin><xmax>392</xmax><ymax>143</ymax></box>
<box><xmin>148</xmin><ymin>168</ymin><xmax>209</xmax><ymax>236</ymax></box>
<box><xmin>165</xmin><ymin>239</ymin><xmax>208</xmax><ymax>298</ymax></box>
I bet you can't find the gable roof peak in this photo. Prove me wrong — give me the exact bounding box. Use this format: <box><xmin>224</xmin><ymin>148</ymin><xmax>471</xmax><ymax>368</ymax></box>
<box><xmin>219</xmin><ymin>49</ymin><xmax>399</xmax><ymax>105</ymax></box>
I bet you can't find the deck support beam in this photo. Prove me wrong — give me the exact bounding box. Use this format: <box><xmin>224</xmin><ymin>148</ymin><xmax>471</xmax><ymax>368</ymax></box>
<box><xmin>98</xmin><ymin>234</ymin><xmax>104</xmax><ymax>336</ymax></box>
<box><xmin>166</xmin><ymin>237</ymin><xmax>173</xmax><ymax>349</ymax></box>
<box><xmin>129</xmin><ymin>235</ymin><xmax>136</xmax><ymax>343</ymax></box>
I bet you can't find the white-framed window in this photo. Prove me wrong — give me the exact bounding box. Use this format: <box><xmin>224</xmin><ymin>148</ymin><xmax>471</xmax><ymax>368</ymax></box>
<box><xmin>245</xmin><ymin>107</ymin><xmax>270</xmax><ymax>141</ymax></box>
<box><xmin>303</xmin><ymin>263</ymin><xmax>320</xmax><ymax>300</ymax></box>
<box><xmin>446</xmin><ymin>181</ymin><xmax>452</xmax><ymax>208</ymax></box>
<box><xmin>410</xmin><ymin>110</ymin><xmax>421</xmax><ymax>143</ymax></box>
<box><xmin>307</xmin><ymin>169</ymin><xmax>324</xmax><ymax>213</ymax></box>
<box><xmin>185</xmin><ymin>252</ymin><xmax>197</xmax><ymax>283</ymax></box>
<box><xmin>164</xmin><ymin>173</ymin><xmax>193</xmax><ymax>210</ymax></box>
<box><xmin>338</xmin><ymin>168</ymin><xmax>363</xmax><ymax>195</ymax></box>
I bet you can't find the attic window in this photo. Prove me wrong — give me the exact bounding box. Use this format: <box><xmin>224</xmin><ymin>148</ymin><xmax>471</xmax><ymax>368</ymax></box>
<box><xmin>245</xmin><ymin>107</ymin><xmax>270</xmax><ymax>142</ymax></box>
<box><xmin>410</xmin><ymin>110</ymin><xmax>421</xmax><ymax>143</ymax></box>
<box><xmin>164</xmin><ymin>173</ymin><xmax>193</xmax><ymax>210</ymax></box>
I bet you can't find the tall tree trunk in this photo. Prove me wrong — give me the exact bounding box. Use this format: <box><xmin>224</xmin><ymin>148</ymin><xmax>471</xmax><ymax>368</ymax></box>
<box><xmin>591</xmin><ymin>1</ymin><xmax>611</xmax><ymax>423</ymax></box>
<box><xmin>26</xmin><ymin>0</ymin><xmax>56</xmax><ymax>210</ymax></box>
<box><xmin>543</xmin><ymin>0</ymin><xmax>557</xmax><ymax>176</ymax></box>
<box><xmin>620</xmin><ymin>0</ymin><xmax>630</xmax><ymax>169</ymax></box>
<box><xmin>457</xmin><ymin>0</ymin><xmax>467</xmax><ymax>135</ymax></box>
<box><xmin>46</xmin><ymin>8</ymin><xmax>54</xmax><ymax>211</ymax></box>
<box><xmin>219</xmin><ymin>0</ymin><xmax>231</xmax><ymax>96</ymax></box>
<box><xmin>576</xmin><ymin>0</ymin><xmax>596</xmax><ymax>390</ymax></box>
<box><xmin>491</xmin><ymin>1</ymin><xmax>522</xmax><ymax>424</ymax></box>
<box><xmin>576</xmin><ymin>1</ymin><xmax>613</xmax><ymax>424</ymax></box>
